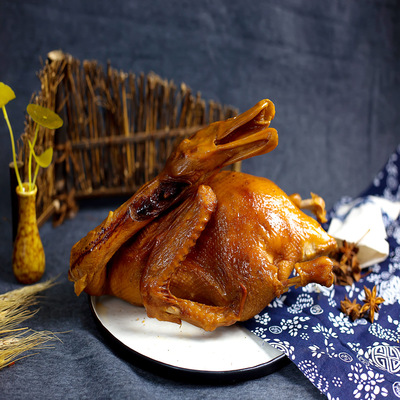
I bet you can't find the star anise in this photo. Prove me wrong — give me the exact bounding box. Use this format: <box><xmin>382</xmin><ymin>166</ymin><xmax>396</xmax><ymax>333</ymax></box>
<box><xmin>360</xmin><ymin>285</ymin><xmax>385</xmax><ymax>323</ymax></box>
<box><xmin>336</xmin><ymin>240</ymin><xmax>358</xmax><ymax>263</ymax></box>
<box><xmin>330</xmin><ymin>240</ymin><xmax>367</xmax><ymax>286</ymax></box>
<box><xmin>332</xmin><ymin>260</ymin><xmax>354</xmax><ymax>286</ymax></box>
<box><xmin>340</xmin><ymin>296</ymin><xmax>362</xmax><ymax>321</ymax></box>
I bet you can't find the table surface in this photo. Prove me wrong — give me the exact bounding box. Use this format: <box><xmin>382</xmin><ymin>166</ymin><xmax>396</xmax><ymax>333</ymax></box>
<box><xmin>0</xmin><ymin>200</ymin><xmax>326</xmax><ymax>400</ymax></box>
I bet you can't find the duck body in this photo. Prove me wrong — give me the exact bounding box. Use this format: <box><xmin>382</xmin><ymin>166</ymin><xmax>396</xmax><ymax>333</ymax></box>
<box><xmin>104</xmin><ymin>171</ymin><xmax>336</xmax><ymax>331</ymax></box>
<box><xmin>69</xmin><ymin>99</ymin><xmax>336</xmax><ymax>331</ymax></box>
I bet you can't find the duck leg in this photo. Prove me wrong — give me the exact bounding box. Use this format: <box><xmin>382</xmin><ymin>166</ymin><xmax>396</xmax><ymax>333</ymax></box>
<box><xmin>289</xmin><ymin>193</ymin><xmax>327</xmax><ymax>223</ymax></box>
<box><xmin>282</xmin><ymin>256</ymin><xmax>334</xmax><ymax>290</ymax></box>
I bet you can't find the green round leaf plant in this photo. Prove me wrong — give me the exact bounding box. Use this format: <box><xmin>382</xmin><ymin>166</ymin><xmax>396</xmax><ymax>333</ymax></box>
<box><xmin>0</xmin><ymin>82</ymin><xmax>63</xmax><ymax>192</ymax></box>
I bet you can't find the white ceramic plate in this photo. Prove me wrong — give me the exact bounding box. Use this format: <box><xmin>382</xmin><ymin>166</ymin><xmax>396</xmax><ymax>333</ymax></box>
<box><xmin>90</xmin><ymin>295</ymin><xmax>286</xmax><ymax>381</ymax></box>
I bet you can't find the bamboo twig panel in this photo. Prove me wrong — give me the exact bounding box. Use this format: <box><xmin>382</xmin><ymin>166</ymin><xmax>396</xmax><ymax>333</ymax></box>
<box><xmin>19</xmin><ymin>50</ymin><xmax>239</xmax><ymax>226</ymax></box>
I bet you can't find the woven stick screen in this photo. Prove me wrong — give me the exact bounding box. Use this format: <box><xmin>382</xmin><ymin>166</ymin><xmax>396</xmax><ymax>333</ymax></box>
<box><xmin>19</xmin><ymin>51</ymin><xmax>239</xmax><ymax>226</ymax></box>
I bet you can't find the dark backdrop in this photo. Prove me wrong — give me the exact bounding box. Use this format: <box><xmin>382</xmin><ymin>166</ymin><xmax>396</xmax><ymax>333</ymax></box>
<box><xmin>0</xmin><ymin>1</ymin><xmax>400</xmax><ymax>399</ymax></box>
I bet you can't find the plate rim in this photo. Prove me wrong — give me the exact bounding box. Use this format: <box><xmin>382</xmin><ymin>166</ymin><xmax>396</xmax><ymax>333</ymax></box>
<box><xmin>89</xmin><ymin>295</ymin><xmax>288</xmax><ymax>383</ymax></box>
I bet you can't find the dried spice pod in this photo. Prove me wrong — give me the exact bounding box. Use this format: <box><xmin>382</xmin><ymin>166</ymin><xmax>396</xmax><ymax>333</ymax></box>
<box><xmin>340</xmin><ymin>285</ymin><xmax>384</xmax><ymax>323</ymax></box>
<box><xmin>340</xmin><ymin>296</ymin><xmax>362</xmax><ymax>321</ymax></box>
<box><xmin>360</xmin><ymin>286</ymin><xmax>385</xmax><ymax>323</ymax></box>
<box><xmin>330</xmin><ymin>240</ymin><xmax>367</xmax><ymax>286</ymax></box>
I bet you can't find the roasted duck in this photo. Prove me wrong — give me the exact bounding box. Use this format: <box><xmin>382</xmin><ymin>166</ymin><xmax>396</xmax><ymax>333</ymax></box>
<box><xmin>69</xmin><ymin>99</ymin><xmax>336</xmax><ymax>331</ymax></box>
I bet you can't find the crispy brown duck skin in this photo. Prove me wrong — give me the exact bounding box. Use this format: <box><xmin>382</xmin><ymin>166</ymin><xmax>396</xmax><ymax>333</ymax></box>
<box><xmin>105</xmin><ymin>171</ymin><xmax>336</xmax><ymax>331</ymax></box>
<box><xmin>69</xmin><ymin>99</ymin><xmax>278</xmax><ymax>296</ymax></box>
<box><xmin>69</xmin><ymin>99</ymin><xmax>336</xmax><ymax>331</ymax></box>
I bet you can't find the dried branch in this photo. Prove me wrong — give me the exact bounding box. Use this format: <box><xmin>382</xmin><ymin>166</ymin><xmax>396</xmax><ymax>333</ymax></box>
<box><xmin>18</xmin><ymin>50</ymin><xmax>239</xmax><ymax>226</ymax></box>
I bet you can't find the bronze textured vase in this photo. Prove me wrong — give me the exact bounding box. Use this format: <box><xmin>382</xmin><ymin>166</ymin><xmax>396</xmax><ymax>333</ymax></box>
<box><xmin>12</xmin><ymin>183</ymin><xmax>45</xmax><ymax>284</ymax></box>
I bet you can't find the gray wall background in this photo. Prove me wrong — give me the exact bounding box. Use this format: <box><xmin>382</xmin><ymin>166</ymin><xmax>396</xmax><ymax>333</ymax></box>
<box><xmin>1</xmin><ymin>0</ymin><xmax>400</xmax><ymax>243</ymax></box>
<box><xmin>0</xmin><ymin>2</ymin><xmax>399</xmax><ymax>398</ymax></box>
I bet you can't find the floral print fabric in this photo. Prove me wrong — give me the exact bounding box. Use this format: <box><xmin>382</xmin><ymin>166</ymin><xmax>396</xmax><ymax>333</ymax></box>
<box><xmin>244</xmin><ymin>145</ymin><xmax>400</xmax><ymax>399</ymax></box>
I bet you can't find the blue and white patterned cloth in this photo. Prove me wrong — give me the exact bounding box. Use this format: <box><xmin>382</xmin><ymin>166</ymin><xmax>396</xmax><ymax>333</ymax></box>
<box><xmin>244</xmin><ymin>145</ymin><xmax>400</xmax><ymax>399</ymax></box>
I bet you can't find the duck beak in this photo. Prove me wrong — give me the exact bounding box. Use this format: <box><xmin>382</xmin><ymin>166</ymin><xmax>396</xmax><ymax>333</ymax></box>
<box><xmin>212</xmin><ymin>99</ymin><xmax>278</xmax><ymax>166</ymax></box>
<box><xmin>215</xmin><ymin>99</ymin><xmax>275</xmax><ymax>141</ymax></box>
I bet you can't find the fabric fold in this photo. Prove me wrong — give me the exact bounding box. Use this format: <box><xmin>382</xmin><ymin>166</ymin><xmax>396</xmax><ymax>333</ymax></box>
<box><xmin>244</xmin><ymin>144</ymin><xmax>400</xmax><ymax>399</ymax></box>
